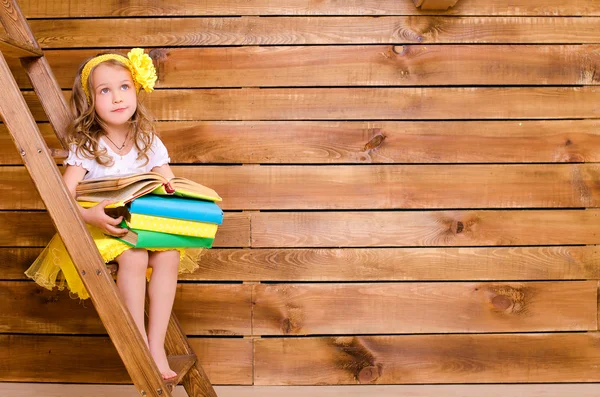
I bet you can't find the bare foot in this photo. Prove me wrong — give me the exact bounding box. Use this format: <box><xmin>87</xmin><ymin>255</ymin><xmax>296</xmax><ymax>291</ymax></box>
<box><xmin>150</xmin><ymin>345</ymin><xmax>177</xmax><ymax>380</ymax></box>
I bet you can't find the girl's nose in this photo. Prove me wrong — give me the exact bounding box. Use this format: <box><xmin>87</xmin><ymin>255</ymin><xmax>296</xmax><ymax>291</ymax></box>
<box><xmin>113</xmin><ymin>93</ymin><xmax>123</xmax><ymax>103</ymax></box>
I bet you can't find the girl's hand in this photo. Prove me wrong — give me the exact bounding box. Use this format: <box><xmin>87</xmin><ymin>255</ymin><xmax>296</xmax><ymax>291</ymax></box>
<box><xmin>81</xmin><ymin>200</ymin><xmax>129</xmax><ymax>237</ymax></box>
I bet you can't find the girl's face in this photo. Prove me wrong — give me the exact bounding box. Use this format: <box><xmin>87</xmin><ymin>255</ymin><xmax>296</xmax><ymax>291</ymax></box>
<box><xmin>91</xmin><ymin>63</ymin><xmax>137</xmax><ymax>132</ymax></box>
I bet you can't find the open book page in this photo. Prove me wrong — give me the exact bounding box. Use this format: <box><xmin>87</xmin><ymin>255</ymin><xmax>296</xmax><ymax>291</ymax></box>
<box><xmin>153</xmin><ymin>177</ymin><xmax>222</xmax><ymax>202</ymax></box>
<box><xmin>76</xmin><ymin>172</ymin><xmax>167</xmax><ymax>194</ymax></box>
<box><xmin>76</xmin><ymin>180</ymin><xmax>162</xmax><ymax>203</ymax></box>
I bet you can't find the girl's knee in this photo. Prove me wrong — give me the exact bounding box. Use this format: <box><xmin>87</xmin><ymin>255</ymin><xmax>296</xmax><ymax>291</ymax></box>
<box><xmin>149</xmin><ymin>250</ymin><xmax>180</xmax><ymax>268</ymax></box>
<box><xmin>117</xmin><ymin>249</ymin><xmax>149</xmax><ymax>273</ymax></box>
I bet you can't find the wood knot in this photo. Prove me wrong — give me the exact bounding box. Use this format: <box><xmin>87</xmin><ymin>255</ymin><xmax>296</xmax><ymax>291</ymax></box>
<box><xmin>455</xmin><ymin>221</ymin><xmax>464</xmax><ymax>234</ymax></box>
<box><xmin>491</xmin><ymin>295</ymin><xmax>512</xmax><ymax>311</ymax></box>
<box><xmin>282</xmin><ymin>318</ymin><xmax>293</xmax><ymax>334</ymax></box>
<box><xmin>358</xmin><ymin>366</ymin><xmax>380</xmax><ymax>383</ymax></box>
<box><xmin>281</xmin><ymin>304</ymin><xmax>304</xmax><ymax>334</ymax></box>
<box><xmin>148</xmin><ymin>48</ymin><xmax>169</xmax><ymax>82</ymax></box>
<box><xmin>392</xmin><ymin>45</ymin><xmax>405</xmax><ymax>55</ymax></box>
<box><xmin>363</xmin><ymin>132</ymin><xmax>386</xmax><ymax>151</ymax></box>
<box><xmin>490</xmin><ymin>286</ymin><xmax>526</xmax><ymax>313</ymax></box>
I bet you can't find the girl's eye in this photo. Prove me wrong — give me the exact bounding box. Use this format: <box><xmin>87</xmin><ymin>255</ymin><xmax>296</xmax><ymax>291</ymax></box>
<box><xmin>121</xmin><ymin>84</ymin><xmax>130</xmax><ymax>90</ymax></box>
<box><xmin>100</xmin><ymin>88</ymin><xmax>109</xmax><ymax>94</ymax></box>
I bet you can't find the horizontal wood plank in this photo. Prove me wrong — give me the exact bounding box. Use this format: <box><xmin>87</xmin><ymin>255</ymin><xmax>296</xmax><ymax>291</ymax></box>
<box><xmin>252</xmin><ymin>282</ymin><xmax>597</xmax><ymax>335</ymax></box>
<box><xmin>4</xmin><ymin>384</ymin><xmax>600</xmax><ymax>397</ymax></box>
<box><xmin>23</xmin><ymin>87</ymin><xmax>600</xmax><ymax>121</ymax></box>
<box><xmin>5</xmin><ymin>211</ymin><xmax>600</xmax><ymax>248</ymax></box>
<box><xmin>8</xmin><ymin>45</ymin><xmax>600</xmax><ymax>88</ymax></box>
<box><xmin>0</xmin><ymin>335</ymin><xmax>252</xmax><ymax>384</ymax></box>
<box><xmin>250</xmin><ymin>210</ymin><xmax>600</xmax><ymax>247</ymax></box>
<box><xmin>5</xmin><ymin>280</ymin><xmax>593</xmax><ymax>335</ymax></box>
<box><xmin>0</xmin><ymin>281</ymin><xmax>251</xmax><ymax>335</ymax></box>
<box><xmin>4</xmin><ymin>246</ymin><xmax>600</xmax><ymax>282</ymax></box>
<box><xmin>4</xmin><ymin>120</ymin><xmax>600</xmax><ymax>165</ymax></box>
<box><xmin>27</xmin><ymin>17</ymin><xmax>600</xmax><ymax>48</ymax></box>
<box><xmin>0</xmin><ymin>212</ymin><xmax>250</xmax><ymax>247</ymax></box>
<box><xmin>18</xmin><ymin>0</ymin><xmax>600</xmax><ymax>17</ymax></box>
<box><xmin>183</xmin><ymin>246</ymin><xmax>600</xmax><ymax>281</ymax></box>
<box><xmin>7</xmin><ymin>164</ymin><xmax>600</xmax><ymax>210</ymax></box>
<box><xmin>254</xmin><ymin>333</ymin><xmax>600</xmax><ymax>384</ymax></box>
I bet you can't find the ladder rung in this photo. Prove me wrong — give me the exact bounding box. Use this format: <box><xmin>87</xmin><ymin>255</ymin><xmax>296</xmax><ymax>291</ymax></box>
<box><xmin>0</xmin><ymin>34</ymin><xmax>43</xmax><ymax>59</ymax></box>
<box><xmin>166</xmin><ymin>354</ymin><xmax>198</xmax><ymax>390</ymax></box>
<box><xmin>50</xmin><ymin>147</ymin><xmax>68</xmax><ymax>159</ymax></box>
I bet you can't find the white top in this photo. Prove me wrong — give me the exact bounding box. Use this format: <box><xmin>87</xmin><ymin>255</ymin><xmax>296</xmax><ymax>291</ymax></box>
<box><xmin>64</xmin><ymin>136</ymin><xmax>170</xmax><ymax>180</ymax></box>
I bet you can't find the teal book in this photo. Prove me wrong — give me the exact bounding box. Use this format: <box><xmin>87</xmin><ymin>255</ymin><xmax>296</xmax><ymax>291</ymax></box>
<box><xmin>129</xmin><ymin>195</ymin><xmax>223</xmax><ymax>225</ymax></box>
<box><xmin>115</xmin><ymin>221</ymin><xmax>214</xmax><ymax>248</ymax></box>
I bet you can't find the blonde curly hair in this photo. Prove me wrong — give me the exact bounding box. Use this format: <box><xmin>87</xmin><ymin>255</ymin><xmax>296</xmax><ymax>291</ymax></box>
<box><xmin>68</xmin><ymin>55</ymin><xmax>156</xmax><ymax>167</ymax></box>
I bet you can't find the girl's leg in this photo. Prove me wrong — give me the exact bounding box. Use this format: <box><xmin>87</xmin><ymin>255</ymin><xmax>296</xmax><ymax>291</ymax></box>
<box><xmin>115</xmin><ymin>248</ymin><xmax>149</xmax><ymax>346</ymax></box>
<box><xmin>147</xmin><ymin>250</ymin><xmax>180</xmax><ymax>379</ymax></box>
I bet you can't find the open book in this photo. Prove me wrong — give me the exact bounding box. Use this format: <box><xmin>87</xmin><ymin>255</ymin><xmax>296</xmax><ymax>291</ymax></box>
<box><xmin>76</xmin><ymin>172</ymin><xmax>221</xmax><ymax>206</ymax></box>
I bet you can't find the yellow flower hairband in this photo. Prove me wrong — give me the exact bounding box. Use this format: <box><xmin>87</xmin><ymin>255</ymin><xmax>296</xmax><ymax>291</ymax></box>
<box><xmin>80</xmin><ymin>48</ymin><xmax>157</xmax><ymax>104</ymax></box>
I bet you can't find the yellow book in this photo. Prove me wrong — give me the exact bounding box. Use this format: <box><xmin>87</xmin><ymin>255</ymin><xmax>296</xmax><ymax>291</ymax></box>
<box><xmin>127</xmin><ymin>213</ymin><xmax>218</xmax><ymax>238</ymax></box>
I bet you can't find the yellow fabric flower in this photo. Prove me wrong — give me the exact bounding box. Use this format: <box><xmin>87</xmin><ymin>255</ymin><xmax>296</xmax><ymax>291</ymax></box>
<box><xmin>127</xmin><ymin>48</ymin><xmax>157</xmax><ymax>93</ymax></box>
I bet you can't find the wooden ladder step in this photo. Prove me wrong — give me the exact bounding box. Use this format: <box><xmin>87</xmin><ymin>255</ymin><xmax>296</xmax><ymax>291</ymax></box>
<box><xmin>49</xmin><ymin>147</ymin><xmax>68</xmax><ymax>159</ymax></box>
<box><xmin>0</xmin><ymin>34</ymin><xmax>42</xmax><ymax>58</ymax></box>
<box><xmin>166</xmin><ymin>354</ymin><xmax>198</xmax><ymax>390</ymax></box>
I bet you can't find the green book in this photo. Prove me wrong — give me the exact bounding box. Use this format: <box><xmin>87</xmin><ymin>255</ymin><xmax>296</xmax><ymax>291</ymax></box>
<box><xmin>115</xmin><ymin>221</ymin><xmax>214</xmax><ymax>248</ymax></box>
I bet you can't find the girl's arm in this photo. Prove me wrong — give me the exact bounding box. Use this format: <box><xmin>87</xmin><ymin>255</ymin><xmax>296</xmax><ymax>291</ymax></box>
<box><xmin>63</xmin><ymin>164</ymin><xmax>128</xmax><ymax>237</ymax></box>
<box><xmin>151</xmin><ymin>163</ymin><xmax>176</xmax><ymax>180</ymax></box>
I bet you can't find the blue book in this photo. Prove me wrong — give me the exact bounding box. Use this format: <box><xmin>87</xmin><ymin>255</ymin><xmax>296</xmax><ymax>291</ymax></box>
<box><xmin>129</xmin><ymin>195</ymin><xmax>223</xmax><ymax>225</ymax></box>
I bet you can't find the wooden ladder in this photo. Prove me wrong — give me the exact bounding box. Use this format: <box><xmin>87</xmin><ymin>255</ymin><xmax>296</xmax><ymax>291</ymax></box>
<box><xmin>0</xmin><ymin>2</ymin><xmax>218</xmax><ymax>396</ymax></box>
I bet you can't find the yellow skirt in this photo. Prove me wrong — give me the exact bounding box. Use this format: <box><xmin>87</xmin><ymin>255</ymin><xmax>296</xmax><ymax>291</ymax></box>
<box><xmin>24</xmin><ymin>226</ymin><xmax>202</xmax><ymax>300</ymax></box>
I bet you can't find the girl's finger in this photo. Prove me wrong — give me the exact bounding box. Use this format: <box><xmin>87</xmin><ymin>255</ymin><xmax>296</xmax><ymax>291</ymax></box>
<box><xmin>98</xmin><ymin>199</ymin><xmax>114</xmax><ymax>209</ymax></box>
<box><xmin>104</xmin><ymin>222</ymin><xmax>127</xmax><ymax>235</ymax></box>
<box><xmin>106</xmin><ymin>215</ymin><xmax>124</xmax><ymax>226</ymax></box>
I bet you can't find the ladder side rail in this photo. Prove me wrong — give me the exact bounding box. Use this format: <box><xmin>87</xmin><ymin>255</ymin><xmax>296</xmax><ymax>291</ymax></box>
<box><xmin>0</xmin><ymin>0</ymin><xmax>72</xmax><ymax>148</ymax></box>
<box><xmin>165</xmin><ymin>313</ymin><xmax>219</xmax><ymax>397</ymax></box>
<box><xmin>0</xmin><ymin>50</ymin><xmax>172</xmax><ymax>397</ymax></box>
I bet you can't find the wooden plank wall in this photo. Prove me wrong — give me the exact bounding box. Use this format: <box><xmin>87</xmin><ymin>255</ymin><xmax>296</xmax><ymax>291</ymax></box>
<box><xmin>2</xmin><ymin>0</ymin><xmax>600</xmax><ymax>392</ymax></box>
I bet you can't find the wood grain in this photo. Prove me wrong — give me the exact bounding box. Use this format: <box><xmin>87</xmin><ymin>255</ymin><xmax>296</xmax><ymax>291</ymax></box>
<box><xmin>254</xmin><ymin>333</ymin><xmax>600</xmax><ymax>384</ymax></box>
<box><xmin>182</xmin><ymin>246</ymin><xmax>600</xmax><ymax>281</ymax></box>
<box><xmin>0</xmin><ymin>335</ymin><xmax>252</xmax><ymax>384</ymax></box>
<box><xmin>5</xmin><ymin>210</ymin><xmax>600</xmax><ymax>248</ymax></box>
<box><xmin>18</xmin><ymin>0</ymin><xmax>600</xmax><ymax>17</ymax></box>
<box><xmin>7</xmin><ymin>163</ymin><xmax>600</xmax><ymax>210</ymax></box>
<box><xmin>0</xmin><ymin>282</ymin><xmax>251</xmax><ymax>335</ymax></box>
<box><xmin>0</xmin><ymin>34</ymin><xmax>42</xmax><ymax>58</ymax></box>
<box><xmin>414</xmin><ymin>0</ymin><xmax>459</xmax><ymax>11</ymax></box>
<box><xmin>21</xmin><ymin>87</ymin><xmax>600</xmax><ymax>121</ymax></box>
<box><xmin>252</xmin><ymin>282</ymin><xmax>597</xmax><ymax>335</ymax></box>
<box><xmin>27</xmin><ymin>17</ymin><xmax>600</xmax><ymax>48</ymax></box>
<box><xmin>4</xmin><ymin>246</ymin><xmax>600</xmax><ymax>282</ymax></box>
<box><xmin>0</xmin><ymin>212</ymin><xmax>250</xmax><ymax>247</ymax></box>
<box><xmin>250</xmin><ymin>210</ymin><xmax>600</xmax><ymax>247</ymax></box>
<box><xmin>9</xmin><ymin>45</ymin><xmax>600</xmax><ymax>88</ymax></box>
<box><xmin>4</xmin><ymin>120</ymin><xmax>600</xmax><ymax>165</ymax></box>
<box><xmin>5</xmin><ymin>384</ymin><xmax>600</xmax><ymax>397</ymax></box>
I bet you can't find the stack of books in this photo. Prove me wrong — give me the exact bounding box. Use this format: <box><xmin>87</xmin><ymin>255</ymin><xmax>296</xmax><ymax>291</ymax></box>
<box><xmin>76</xmin><ymin>172</ymin><xmax>223</xmax><ymax>248</ymax></box>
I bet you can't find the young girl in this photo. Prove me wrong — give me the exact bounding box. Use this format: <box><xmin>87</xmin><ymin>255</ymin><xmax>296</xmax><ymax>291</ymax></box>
<box><xmin>25</xmin><ymin>49</ymin><xmax>198</xmax><ymax>379</ymax></box>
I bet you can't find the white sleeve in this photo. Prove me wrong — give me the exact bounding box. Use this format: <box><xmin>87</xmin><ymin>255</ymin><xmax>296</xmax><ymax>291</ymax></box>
<box><xmin>63</xmin><ymin>145</ymin><xmax>95</xmax><ymax>171</ymax></box>
<box><xmin>147</xmin><ymin>136</ymin><xmax>171</xmax><ymax>170</ymax></box>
